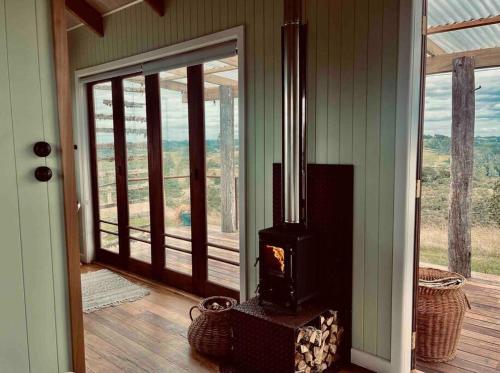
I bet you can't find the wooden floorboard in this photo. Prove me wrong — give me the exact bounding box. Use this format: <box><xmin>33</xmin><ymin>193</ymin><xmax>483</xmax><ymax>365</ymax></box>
<box><xmin>82</xmin><ymin>264</ymin><xmax>371</xmax><ymax>372</ymax></box>
<box><xmin>416</xmin><ymin>271</ymin><xmax>500</xmax><ymax>373</ymax></box>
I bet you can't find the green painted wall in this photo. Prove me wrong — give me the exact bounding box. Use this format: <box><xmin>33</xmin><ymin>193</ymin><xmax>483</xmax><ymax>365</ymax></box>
<box><xmin>68</xmin><ymin>0</ymin><xmax>399</xmax><ymax>359</ymax></box>
<box><xmin>0</xmin><ymin>0</ymin><xmax>71</xmax><ymax>371</ymax></box>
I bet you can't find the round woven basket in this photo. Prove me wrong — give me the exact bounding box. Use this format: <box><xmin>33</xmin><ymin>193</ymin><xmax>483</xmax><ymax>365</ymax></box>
<box><xmin>187</xmin><ymin>296</ymin><xmax>237</xmax><ymax>358</ymax></box>
<box><xmin>417</xmin><ymin>267</ymin><xmax>469</xmax><ymax>362</ymax></box>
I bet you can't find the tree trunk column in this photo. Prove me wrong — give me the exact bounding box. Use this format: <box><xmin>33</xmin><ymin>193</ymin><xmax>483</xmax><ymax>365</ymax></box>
<box><xmin>219</xmin><ymin>85</ymin><xmax>236</xmax><ymax>233</ymax></box>
<box><xmin>448</xmin><ymin>56</ymin><xmax>475</xmax><ymax>278</ymax></box>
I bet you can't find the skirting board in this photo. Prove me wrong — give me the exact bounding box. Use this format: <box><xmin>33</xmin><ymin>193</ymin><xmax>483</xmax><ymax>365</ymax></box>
<box><xmin>351</xmin><ymin>348</ymin><xmax>392</xmax><ymax>373</ymax></box>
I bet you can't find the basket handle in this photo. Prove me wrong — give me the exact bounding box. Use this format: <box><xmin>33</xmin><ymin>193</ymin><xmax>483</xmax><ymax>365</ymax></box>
<box><xmin>465</xmin><ymin>294</ymin><xmax>472</xmax><ymax>310</ymax></box>
<box><xmin>189</xmin><ymin>305</ymin><xmax>200</xmax><ymax>321</ymax></box>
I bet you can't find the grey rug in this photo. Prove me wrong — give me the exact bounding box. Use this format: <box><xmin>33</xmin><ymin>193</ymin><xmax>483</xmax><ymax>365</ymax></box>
<box><xmin>81</xmin><ymin>269</ymin><xmax>150</xmax><ymax>313</ymax></box>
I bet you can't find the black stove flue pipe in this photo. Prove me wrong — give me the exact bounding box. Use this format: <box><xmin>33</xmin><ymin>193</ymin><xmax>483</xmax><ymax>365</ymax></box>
<box><xmin>281</xmin><ymin>0</ymin><xmax>307</xmax><ymax>227</ymax></box>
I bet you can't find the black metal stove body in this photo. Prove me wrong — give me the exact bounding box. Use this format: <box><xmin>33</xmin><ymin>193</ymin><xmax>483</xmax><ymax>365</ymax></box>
<box><xmin>258</xmin><ymin>226</ymin><xmax>318</xmax><ymax>310</ymax></box>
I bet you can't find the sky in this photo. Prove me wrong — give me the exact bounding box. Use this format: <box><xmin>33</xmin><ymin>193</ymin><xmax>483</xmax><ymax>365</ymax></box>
<box><xmin>424</xmin><ymin>67</ymin><xmax>500</xmax><ymax>137</ymax></box>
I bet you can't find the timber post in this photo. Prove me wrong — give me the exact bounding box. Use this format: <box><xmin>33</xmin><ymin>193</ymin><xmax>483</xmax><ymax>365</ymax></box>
<box><xmin>219</xmin><ymin>85</ymin><xmax>236</xmax><ymax>233</ymax></box>
<box><xmin>448</xmin><ymin>56</ymin><xmax>475</xmax><ymax>278</ymax></box>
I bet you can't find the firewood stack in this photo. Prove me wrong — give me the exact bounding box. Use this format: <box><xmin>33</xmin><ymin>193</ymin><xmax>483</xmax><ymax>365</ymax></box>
<box><xmin>294</xmin><ymin>310</ymin><xmax>343</xmax><ymax>373</ymax></box>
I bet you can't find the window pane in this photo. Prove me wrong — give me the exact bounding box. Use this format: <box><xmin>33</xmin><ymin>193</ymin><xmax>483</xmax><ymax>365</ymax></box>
<box><xmin>93</xmin><ymin>82</ymin><xmax>118</xmax><ymax>253</ymax></box>
<box><xmin>100</xmin><ymin>231</ymin><xmax>119</xmax><ymax>254</ymax></box>
<box><xmin>203</xmin><ymin>56</ymin><xmax>240</xmax><ymax>290</ymax></box>
<box><xmin>123</xmin><ymin>76</ymin><xmax>151</xmax><ymax>263</ymax></box>
<box><xmin>160</xmin><ymin>68</ymin><xmax>193</xmax><ymax>273</ymax></box>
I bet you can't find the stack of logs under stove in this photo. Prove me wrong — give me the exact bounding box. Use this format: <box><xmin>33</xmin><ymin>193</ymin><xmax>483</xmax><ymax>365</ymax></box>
<box><xmin>294</xmin><ymin>310</ymin><xmax>344</xmax><ymax>373</ymax></box>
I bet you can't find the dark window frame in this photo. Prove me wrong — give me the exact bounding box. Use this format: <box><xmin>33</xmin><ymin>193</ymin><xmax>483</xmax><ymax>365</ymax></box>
<box><xmin>86</xmin><ymin>65</ymin><xmax>239</xmax><ymax>300</ymax></box>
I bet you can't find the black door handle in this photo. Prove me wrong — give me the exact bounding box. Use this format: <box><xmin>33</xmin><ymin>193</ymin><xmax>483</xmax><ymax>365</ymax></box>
<box><xmin>33</xmin><ymin>141</ymin><xmax>51</xmax><ymax>157</ymax></box>
<box><xmin>35</xmin><ymin>166</ymin><xmax>52</xmax><ymax>182</ymax></box>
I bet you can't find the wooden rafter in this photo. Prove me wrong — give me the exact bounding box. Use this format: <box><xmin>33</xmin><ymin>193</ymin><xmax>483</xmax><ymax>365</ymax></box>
<box><xmin>427</xmin><ymin>38</ymin><xmax>445</xmax><ymax>57</ymax></box>
<box><xmin>144</xmin><ymin>0</ymin><xmax>165</xmax><ymax>16</ymax></box>
<box><xmin>428</xmin><ymin>15</ymin><xmax>500</xmax><ymax>35</ymax></box>
<box><xmin>427</xmin><ymin>46</ymin><xmax>500</xmax><ymax>74</ymax></box>
<box><xmin>65</xmin><ymin>0</ymin><xmax>103</xmax><ymax>36</ymax></box>
<box><xmin>223</xmin><ymin>56</ymin><xmax>239</xmax><ymax>67</ymax></box>
<box><xmin>168</xmin><ymin>67</ymin><xmax>238</xmax><ymax>87</ymax></box>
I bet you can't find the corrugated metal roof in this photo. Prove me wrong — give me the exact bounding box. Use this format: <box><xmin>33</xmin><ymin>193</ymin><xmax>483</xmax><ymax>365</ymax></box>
<box><xmin>428</xmin><ymin>0</ymin><xmax>500</xmax><ymax>53</ymax></box>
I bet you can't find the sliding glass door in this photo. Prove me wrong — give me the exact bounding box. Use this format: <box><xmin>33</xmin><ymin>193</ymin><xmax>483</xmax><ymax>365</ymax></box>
<box><xmin>89</xmin><ymin>82</ymin><xmax>119</xmax><ymax>256</ymax></box>
<box><xmin>202</xmin><ymin>56</ymin><xmax>240</xmax><ymax>292</ymax></box>
<box><xmin>159</xmin><ymin>68</ymin><xmax>193</xmax><ymax>277</ymax></box>
<box><xmin>123</xmin><ymin>76</ymin><xmax>152</xmax><ymax>265</ymax></box>
<box><xmin>86</xmin><ymin>50</ymin><xmax>240</xmax><ymax>298</ymax></box>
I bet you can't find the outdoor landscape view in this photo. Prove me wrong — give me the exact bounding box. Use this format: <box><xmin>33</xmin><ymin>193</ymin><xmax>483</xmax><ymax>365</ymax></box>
<box><xmin>93</xmin><ymin>58</ymin><xmax>241</xmax><ymax>289</ymax></box>
<box><xmin>420</xmin><ymin>67</ymin><xmax>500</xmax><ymax>275</ymax></box>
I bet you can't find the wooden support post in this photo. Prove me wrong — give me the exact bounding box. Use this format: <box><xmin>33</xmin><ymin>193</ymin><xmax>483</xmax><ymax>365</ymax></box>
<box><xmin>51</xmin><ymin>0</ymin><xmax>85</xmax><ymax>371</ymax></box>
<box><xmin>448</xmin><ymin>56</ymin><xmax>475</xmax><ymax>278</ymax></box>
<box><xmin>219</xmin><ymin>85</ymin><xmax>236</xmax><ymax>233</ymax></box>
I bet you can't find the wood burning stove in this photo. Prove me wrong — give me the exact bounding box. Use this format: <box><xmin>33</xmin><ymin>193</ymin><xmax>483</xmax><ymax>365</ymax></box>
<box><xmin>257</xmin><ymin>0</ymin><xmax>317</xmax><ymax>310</ymax></box>
<box><xmin>258</xmin><ymin>226</ymin><xmax>318</xmax><ymax>310</ymax></box>
<box><xmin>232</xmin><ymin>0</ymin><xmax>354</xmax><ymax>369</ymax></box>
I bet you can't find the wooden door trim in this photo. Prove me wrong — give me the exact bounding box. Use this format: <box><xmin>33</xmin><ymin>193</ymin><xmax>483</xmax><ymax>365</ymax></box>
<box><xmin>111</xmin><ymin>78</ymin><xmax>131</xmax><ymax>265</ymax></box>
<box><xmin>86</xmin><ymin>84</ymin><xmax>102</xmax><ymax>257</ymax></box>
<box><xmin>145</xmin><ymin>73</ymin><xmax>166</xmax><ymax>279</ymax></box>
<box><xmin>411</xmin><ymin>0</ymin><xmax>428</xmax><ymax>368</ymax></box>
<box><xmin>51</xmin><ymin>0</ymin><xmax>85</xmax><ymax>371</ymax></box>
<box><xmin>187</xmin><ymin>65</ymin><xmax>208</xmax><ymax>295</ymax></box>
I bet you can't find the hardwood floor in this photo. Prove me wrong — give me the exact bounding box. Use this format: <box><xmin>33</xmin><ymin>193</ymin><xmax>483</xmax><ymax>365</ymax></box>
<box><xmin>81</xmin><ymin>264</ymin><xmax>371</xmax><ymax>373</ymax></box>
<box><xmin>82</xmin><ymin>264</ymin><xmax>218</xmax><ymax>372</ymax></box>
<box><xmin>416</xmin><ymin>270</ymin><xmax>500</xmax><ymax>373</ymax></box>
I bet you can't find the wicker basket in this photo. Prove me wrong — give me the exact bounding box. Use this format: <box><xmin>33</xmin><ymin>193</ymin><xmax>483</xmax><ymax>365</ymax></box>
<box><xmin>187</xmin><ymin>296</ymin><xmax>237</xmax><ymax>358</ymax></box>
<box><xmin>417</xmin><ymin>267</ymin><xmax>469</xmax><ymax>362</ymax></box>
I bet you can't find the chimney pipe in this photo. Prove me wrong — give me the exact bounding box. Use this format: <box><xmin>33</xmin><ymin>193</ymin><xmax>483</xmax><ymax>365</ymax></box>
<box><xmin>282</xmin><ymin>0</ymin><xmax>306</xmax><ymax>225</ymax></box>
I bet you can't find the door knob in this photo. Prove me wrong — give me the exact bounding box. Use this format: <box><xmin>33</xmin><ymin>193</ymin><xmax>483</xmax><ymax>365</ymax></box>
<box><xmin>33</xmin><ymin>141</ymin><xmax>51</xmax><ymax>157</ymax></box>
<box><xmin>35</xmin><ymin>166</ymin><xmax>52</xmax><ymax>182</ymax></box>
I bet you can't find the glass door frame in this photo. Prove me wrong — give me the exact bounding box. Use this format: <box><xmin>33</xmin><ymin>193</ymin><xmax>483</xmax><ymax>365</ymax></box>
<box><xmin>86</xmin><ymin>67</ymin><xmax>239</xmax><ymax>300</ymax></box>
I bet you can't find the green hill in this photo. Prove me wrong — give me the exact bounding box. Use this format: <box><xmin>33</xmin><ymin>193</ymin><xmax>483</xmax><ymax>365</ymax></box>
<box><xmin>420</xmin><ymin>135</ymin><xmax>500</xmax><ymax>274</ymax></box>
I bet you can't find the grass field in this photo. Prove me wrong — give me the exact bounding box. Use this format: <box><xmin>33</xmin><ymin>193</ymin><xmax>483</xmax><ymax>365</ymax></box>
<box><xmin>420</xmin><ymin>225</ymin><xmax>500</xmax><ymax>275</ymax></box>
<box><xmin>419</xmin><ymin>135</ymin><xmax>499</xmax><ymax>275</ymax></box>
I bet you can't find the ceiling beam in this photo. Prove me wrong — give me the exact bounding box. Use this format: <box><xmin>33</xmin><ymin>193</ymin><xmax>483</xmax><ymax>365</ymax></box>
<box><xmin>65</xmin><ymin>0</ymin><xmax>103</xmax><ymax>36</ymax></box>
<box><xmin>222</xmin><ymin>56</ymin><xmax>239</xmax><ymax>67</ymax></box>
<box><xmin>144</xmin><ymin>0</ymin><xmax>165</xmax><ymax>16</ymax></box>
<box><xmin>168</xmin><ymin>68</ymin><xmax>238</xmax><ymax>87</ymax></box>
<box><xmin>427</xmin><ymin>46</ymin><xmax>500</xmax><ymax>74</ymax></box>
<box><xmin>427</xmin><ymin>38</ymin><xmax>446</xmax><ymax>57</ymax></box>
<box><xmin>428</xmin><ymin>15</ymin><xmax>500</xmax><ymax>35</ymax></box>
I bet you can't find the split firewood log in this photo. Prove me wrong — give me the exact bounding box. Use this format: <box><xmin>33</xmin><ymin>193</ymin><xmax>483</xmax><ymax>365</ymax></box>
<box><xmin>295</xmin><ymin>310</ymin><xmax>343</xmax><ymax>373</ymax></box>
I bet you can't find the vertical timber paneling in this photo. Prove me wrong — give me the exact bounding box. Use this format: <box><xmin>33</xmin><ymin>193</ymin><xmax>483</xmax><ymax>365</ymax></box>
<box><xmin>377</xmin><ymin>0</ymin><xmax>399</xmax><ymax>358</ymax></box>
<box><xmin>305</xmin><ymin>0</ymin><xmax>317</xmax><ymax>163</ymax></box>
<box><xmin>5</xmin><ymin>0</ymin><xmax>59</xmax><ymax>371</ymax></box>
<box><xmin>364</xmin><ymin>0</ymin><xmax>384</xmax><ymax>355</ymax></box>
<box><xmin>0</xmin><ymin>0</ymin><xmax>31</xmax><ymax>370</ymax></box>
<box><xmin>352</xmin><ymin>0</ymin><xmax>369</xmax><ymax>352</ymax></box>
<box><xmin>35</xmin><ymin>0</ymin><xmax>72</xmax><ymax>369</ymax></box>
<box><xmin>254</xmin><ymin>0</ymin><xmax>265</xmax><ymax>251</ymax></box>
<box><xmin>0</xmin><ymin>0</ymin><xmax>71</xmax><ymax>371</ymax></box>
<box><xmin>314</xmin><ymin>0</ymin><xmax>328</xmax><ymax>164</ymax></box>
<box><xmin>68</xmin><ymin>0</ymin><xmax>400</xmax><ymax>359</ymax></box>
<box><xmin>264</xmin><ymin>0</ymin><xmax>274</xmax><ymax>227</ymax></box>
<box><xmin>327</xmin><ymin>0</ymin><xmax>341</xmax><ymax>164</ymax></box>
<box><xmin>339</xmin><ymin>0</ymin><xmax>355</xmax><ymax>164</ymax></box>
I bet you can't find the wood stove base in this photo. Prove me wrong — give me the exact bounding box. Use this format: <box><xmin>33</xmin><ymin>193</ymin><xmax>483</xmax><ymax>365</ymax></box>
<box><xmin>231</xmin><ymin>297</ymin><xmax>350</xmax><ymax>373</ymax></box>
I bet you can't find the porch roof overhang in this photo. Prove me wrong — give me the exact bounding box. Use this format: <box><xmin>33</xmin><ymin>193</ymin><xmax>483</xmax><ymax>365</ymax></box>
<box><xmin>426</xmin><ymin>0</ymin><xmax>500</xmax><ymax>74</ymax></box>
